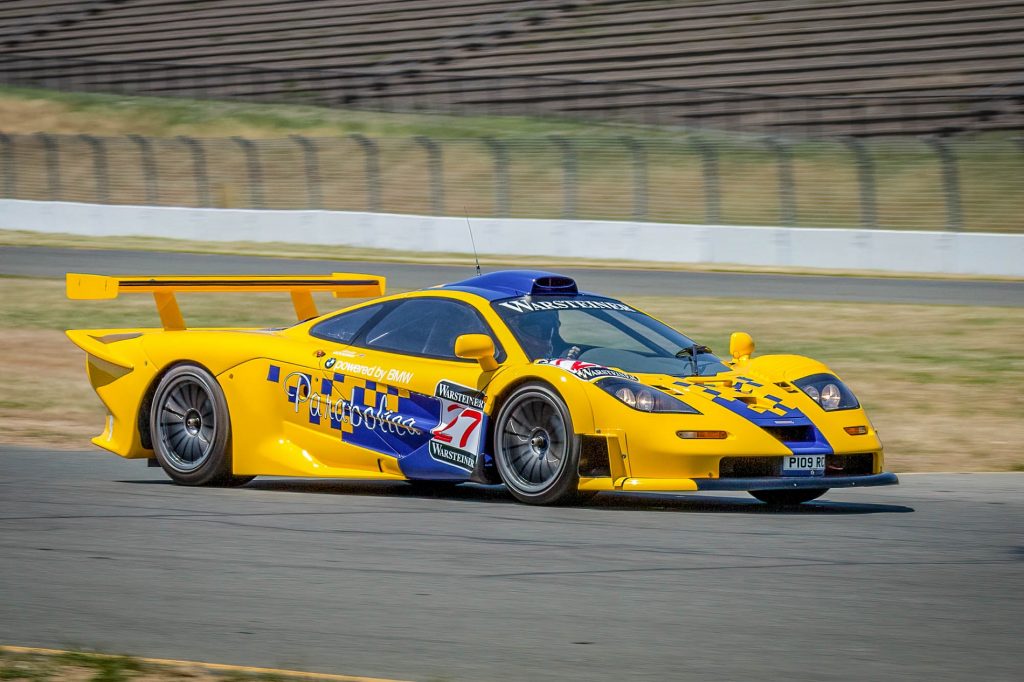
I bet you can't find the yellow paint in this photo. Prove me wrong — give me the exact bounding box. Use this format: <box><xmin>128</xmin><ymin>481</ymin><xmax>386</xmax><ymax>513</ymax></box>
<box><xmin>0</xmin><ymin>645</ymin><xmax>410</xmax><ymax>682</ymax></box>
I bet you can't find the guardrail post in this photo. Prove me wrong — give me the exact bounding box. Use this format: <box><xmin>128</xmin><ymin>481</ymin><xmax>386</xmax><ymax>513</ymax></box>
<box><xmin>923</xmin><ymin>136</ymin><xmax>964</xmax><ymax>232</ymax></box>
<box><xmin>349</xmin><ymin>134</ymin><xmax>380</xmax><ymax>212</ymax></box>
<box><xmin>0</xmin><ymin>133</ymin><xmax>14</xmax><ymax>197</ymax></box>
<box><xmin>841</xmin><ymin>137</ymin><xmax>877</xmax><ymax>229</ymax></box>
<box><xmin>690</xmin><ymin>137</ymin><xmax>720</xmax><ymax>224</ymax></box>
<box><xmin>232</xmin><ymin>136</ymin><xmax>264</xmax><ymax>209</ymax></box>
<box><xmin>620</xmin><ymin>136</ymin><xmax>647</xmax><ymax>220</ymax></box>
<box><xmin>764</xmin><ymin>137</ymin><xmax>797</xmax><ymax>226</ymax></box>
<box><xmin>77</xmin><ymin>134</ymin><xmax>109</xmax><ymax>203</ymax></box>
<box><xmin>549</xmin><ymin>135</ymin><xmax>577</xmax><ymax>219</ymax></box>
<box><xmin>482</xmin><ymin>137</ymin><xmax>509</xmax><ymax>218</ymax></box>
<box><xmin>414</xmin><ymin>135</ymin><xmax>444</xmax><ymax>216</ymax></box>
<box><xmin>127</xmin><ymin>134</ymin><xmax>158</xmax><ymax>205</ymax></box>
<box><xmin>176</xmin><ymin>136</ymin><xmax>211</xmax><ymax>208</ymax></box>
<box><xmin>35</xmin><ymin>132</ymin><xmax>61</xmax><ymax>201</ymax></box>
<box><xmin>290</xmin><ymin>135</ymin><xmax>322</xmax><ymax>209</ymax></box>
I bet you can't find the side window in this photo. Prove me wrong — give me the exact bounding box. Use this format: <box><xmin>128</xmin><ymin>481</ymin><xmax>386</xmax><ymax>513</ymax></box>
<box><xmin>310</xmin><ymin>303</ymin><xmax>386</xmax><ymax>344</ymax></box>
<box><xmin>362</xmin><ymin>298</ymin><xmax>502</xmax><ymax>361</ymax></box>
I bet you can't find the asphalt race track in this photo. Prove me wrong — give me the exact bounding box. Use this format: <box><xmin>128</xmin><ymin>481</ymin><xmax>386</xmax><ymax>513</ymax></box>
<box><xmin>1</xmin><ymin>447</ymin><xmax>1021</xmax><ymax>681</ymax></box>
<box><xmin>2</xmin><ymin>245</ymin><xmax>1023</xmax><ymax>306</ymax></box>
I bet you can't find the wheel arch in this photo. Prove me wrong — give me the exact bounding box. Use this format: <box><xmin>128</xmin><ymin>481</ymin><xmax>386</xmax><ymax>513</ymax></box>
<box><xmin>137</xmin><ymin>358</ymin><xmax>223</xmax><ymax>451</ymax></box>
<box><xmin>487</xmin><ymin>370</ymin><xmax>597</xmax><ymax>442</ymax></box>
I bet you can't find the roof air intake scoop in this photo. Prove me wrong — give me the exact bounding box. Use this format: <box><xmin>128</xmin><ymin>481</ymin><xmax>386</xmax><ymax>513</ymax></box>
<box><xmin>531</xmin><ymin>276</ymin><xmax>578</xmax><ymax>295</ymax></box>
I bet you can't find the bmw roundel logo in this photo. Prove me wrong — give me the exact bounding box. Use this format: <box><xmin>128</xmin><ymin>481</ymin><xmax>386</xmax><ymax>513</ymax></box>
<box><xmin>325</xmin><ymin>358</ymin><xmax>336</xmax><ymax>369</ymax></box>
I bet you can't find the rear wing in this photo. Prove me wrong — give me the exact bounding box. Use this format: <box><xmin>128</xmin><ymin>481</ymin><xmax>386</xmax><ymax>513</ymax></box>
<box><xmin>66</xmin><ymin>272</ymin><xmax>386</xmax><ymax>330</ymax></box>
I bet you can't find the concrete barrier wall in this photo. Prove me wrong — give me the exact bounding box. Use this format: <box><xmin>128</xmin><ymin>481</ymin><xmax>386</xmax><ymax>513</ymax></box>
<box><xmin>2</xmin><ymin>199</ymin><xmax>1022</xmax><ymax>276</ymax></box>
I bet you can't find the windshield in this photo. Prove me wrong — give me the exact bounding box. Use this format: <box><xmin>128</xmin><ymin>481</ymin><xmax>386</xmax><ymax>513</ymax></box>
<box><xmin>493</xmin><ymin>296</ymin><xmax>729</xmax><ymax>376</ymax></box>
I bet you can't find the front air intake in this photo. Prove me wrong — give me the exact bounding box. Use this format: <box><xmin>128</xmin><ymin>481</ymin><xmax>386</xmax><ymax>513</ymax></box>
<box><xmin>762</xmin><ymin>425</ymin><xmax>815</xmax><ymax>443</ymax></box>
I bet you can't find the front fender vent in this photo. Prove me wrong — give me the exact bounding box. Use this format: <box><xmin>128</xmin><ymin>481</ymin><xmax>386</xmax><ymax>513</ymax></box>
<box><xmin>578</xmin><ymin>435</ymin><xmax>611</xmax><ymax>477</ymax></box>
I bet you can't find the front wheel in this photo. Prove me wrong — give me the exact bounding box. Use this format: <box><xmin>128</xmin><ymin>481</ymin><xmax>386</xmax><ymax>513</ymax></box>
<box><xmin>749</xmin><ymin>488</ymin><xmax>828</xmax><ymax>506</ymax></box>
<box><xmin>150</xmin><ymin>364</ymin><xmax>250</xmax><ymax>487</ymax></box>
<box><xmin>494</xmin><ymin>382</ymin><xmax>581</xmax><ymax>505</ymax></box>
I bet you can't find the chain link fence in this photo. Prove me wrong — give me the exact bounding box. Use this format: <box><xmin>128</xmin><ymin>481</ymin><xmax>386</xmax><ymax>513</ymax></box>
<box><xmin>1</xmin><ymin>131</ymin><xmax>1020</xmax><ymax>233</ymax></box>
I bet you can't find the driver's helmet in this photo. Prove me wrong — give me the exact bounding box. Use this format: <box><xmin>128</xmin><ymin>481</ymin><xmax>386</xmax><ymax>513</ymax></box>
<box><xmin>509</xmin><ymin>310</ymin><xmax>560</xmax><ymax>358</ymax></box>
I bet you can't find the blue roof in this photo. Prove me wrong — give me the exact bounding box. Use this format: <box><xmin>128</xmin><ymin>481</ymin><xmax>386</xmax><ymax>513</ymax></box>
<box><xmin>438</xmin><ymin>270</ymin><xmax>588</xmax><ymax>301</ymax></box>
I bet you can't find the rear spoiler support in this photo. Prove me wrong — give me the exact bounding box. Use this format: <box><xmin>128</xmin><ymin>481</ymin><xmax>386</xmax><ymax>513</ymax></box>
<box><xmin>66</xmin><ymin>273</ymin><xmax>386</xmax><ymax>330</ymax></box>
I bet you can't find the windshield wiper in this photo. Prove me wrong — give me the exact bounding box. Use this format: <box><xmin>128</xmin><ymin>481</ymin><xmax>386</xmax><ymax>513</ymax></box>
<box><xmin>675</xmin><ymin>344</ymin><xmax>712</xmax><ymax>376</ymax></box>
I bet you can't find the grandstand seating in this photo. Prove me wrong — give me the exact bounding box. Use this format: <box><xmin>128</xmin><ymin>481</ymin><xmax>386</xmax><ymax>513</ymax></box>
<box><xmin>0</xmin><ymin>0</ymin><xmax>1020</xmax><ymax>135</ymax></box>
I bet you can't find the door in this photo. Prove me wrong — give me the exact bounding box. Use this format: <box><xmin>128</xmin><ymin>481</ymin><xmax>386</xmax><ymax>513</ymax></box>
<box><xmin>304</xmin><ymin>296</ymin><xmax>503</xmax><ymax>480</ymax></box>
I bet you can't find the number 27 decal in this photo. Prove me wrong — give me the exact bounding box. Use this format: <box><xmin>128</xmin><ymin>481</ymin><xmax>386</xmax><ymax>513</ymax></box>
<box><xmin>432</xmin><ymin>404</ymin><xmax>483</xmax><ymax>451</ymax></box>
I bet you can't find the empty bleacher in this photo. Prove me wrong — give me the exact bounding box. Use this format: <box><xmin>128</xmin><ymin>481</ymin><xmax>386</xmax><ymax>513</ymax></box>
<box><xmin>0</xmin><ymin>0</ymin><xmax>1020</xmax><ymax>135</ymax></box>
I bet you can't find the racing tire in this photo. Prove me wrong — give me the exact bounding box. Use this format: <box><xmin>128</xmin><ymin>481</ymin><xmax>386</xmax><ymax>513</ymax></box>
<box><xmin>494</xmin><ymin>382</ymin><xmax>581</xmax><ymax>505</ymax></box>
<box><xmin>749</xmin><ymin>488</ymin><xmax>828</xmax><ymax>506</ymax></box>
<box><xmin>150</xmin><ymin>364</ymin><xmax>251</xmax><ymax>487</ymax></box>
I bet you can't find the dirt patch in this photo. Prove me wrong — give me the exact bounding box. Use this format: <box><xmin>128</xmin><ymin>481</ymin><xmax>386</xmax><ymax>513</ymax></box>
<box><xmin>0</xmin><ymin>646</ymin><xmax>378</xmax><ymax>681</ymax></box>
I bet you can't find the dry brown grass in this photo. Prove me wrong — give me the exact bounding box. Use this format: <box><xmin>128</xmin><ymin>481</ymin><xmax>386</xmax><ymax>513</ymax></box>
<box><xmin>1</xmin><ymin>277</ymin><xmax>1021</xmax><ymax>472</ymax></box>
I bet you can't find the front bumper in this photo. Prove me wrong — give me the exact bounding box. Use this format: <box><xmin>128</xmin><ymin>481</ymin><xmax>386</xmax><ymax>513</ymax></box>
<box><xmin>693</xmin><ymin>472</ymin><xmax>899</xmax><ymax>492</ymax></box>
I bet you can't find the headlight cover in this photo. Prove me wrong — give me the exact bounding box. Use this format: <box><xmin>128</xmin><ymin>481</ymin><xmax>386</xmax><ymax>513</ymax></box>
<box><xmin>794</xmin><ymin>373</ymin><xmax>859</xmax><ymax>411</ymax></box>
<box><xmin>597</xmin><ymin>378</ymin><xmax>700</xmax><ymax>414</ymax></box>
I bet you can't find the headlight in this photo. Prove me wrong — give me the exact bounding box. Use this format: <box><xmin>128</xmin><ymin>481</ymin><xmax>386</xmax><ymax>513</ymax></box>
<box><xmin>597</xmin><ymin>378</ymin><xmax>700</xmax><ymax>414</ymax></box>
<box><xmin>794</xmin><ymin>373</ymin><xmax>859</xmax><ymax>411</ymax></box>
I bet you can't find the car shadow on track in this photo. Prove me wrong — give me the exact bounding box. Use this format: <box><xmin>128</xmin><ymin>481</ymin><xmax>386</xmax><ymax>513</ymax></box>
<box><xmin>156</xmin><ymin>478</ymin><xmax>915</xmax><ymax>515</ymax></box>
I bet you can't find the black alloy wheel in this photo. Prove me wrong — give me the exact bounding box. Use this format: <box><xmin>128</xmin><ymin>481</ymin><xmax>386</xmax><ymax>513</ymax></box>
<box><xmin>150</xmin><ymin>364</ymin><xmax>252</xmax><ymax>487</ymax></box>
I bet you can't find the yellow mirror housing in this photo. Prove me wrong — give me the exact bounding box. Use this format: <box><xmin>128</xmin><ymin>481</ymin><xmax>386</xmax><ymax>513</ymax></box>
<box><xmin>729</xmin><ymin>331</ymin><xmax>755</xmax><ymax>362</ymax></box>
<box><xmin>454</xmin><ymin>334</ymin><xmax>499</xmax><ymax>372</ymax></box>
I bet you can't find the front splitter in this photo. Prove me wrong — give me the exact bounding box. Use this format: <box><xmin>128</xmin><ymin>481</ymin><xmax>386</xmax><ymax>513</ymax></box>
<box><xmin>692</xmin><ymin>472</ymin><xmax>899</xmax><ymax>491</ymax></box>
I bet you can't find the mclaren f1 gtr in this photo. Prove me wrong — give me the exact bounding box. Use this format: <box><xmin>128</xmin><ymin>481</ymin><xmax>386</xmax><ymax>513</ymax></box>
<box><xmin>66</xmin><ymin>269</ymin><xmax>897</xmax><ymax>506</ymax></box>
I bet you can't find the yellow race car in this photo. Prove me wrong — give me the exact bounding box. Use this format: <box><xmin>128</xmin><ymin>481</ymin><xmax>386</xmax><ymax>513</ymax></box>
<box><xmin>67</xmin><ymin>269</ymin><xmax>896</xmax><ymax>506</ymax></box>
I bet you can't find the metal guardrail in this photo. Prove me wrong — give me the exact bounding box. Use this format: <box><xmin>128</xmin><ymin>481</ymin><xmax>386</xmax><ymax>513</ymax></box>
<box><xmin>0</xmin><ymin>131</ymin><xmax>1020</xmax><ymax>233</ymax></box>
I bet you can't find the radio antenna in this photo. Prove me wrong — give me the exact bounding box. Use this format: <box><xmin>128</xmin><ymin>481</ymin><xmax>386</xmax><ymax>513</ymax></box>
<box><xmin>465</xmin><ymin>208</ymin><xmax>482</xmax><ymax>277</ymax></box>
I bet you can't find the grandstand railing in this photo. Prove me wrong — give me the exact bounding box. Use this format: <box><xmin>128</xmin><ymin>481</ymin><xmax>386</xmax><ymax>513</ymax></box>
<box><xmin>1</xmin><ymin>53</ymin><xmax>1021</xmax><ymax>137</ymax></box>
<box><xmin>0</xmin><ymin>131</ymin><xmax>1019</xmax><ymax>233</ymax></box>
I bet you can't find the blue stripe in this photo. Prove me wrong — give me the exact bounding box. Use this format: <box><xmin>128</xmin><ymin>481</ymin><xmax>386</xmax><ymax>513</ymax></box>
<box><xmin>709</xmin><ymin>396</ymin><xmax>833</xmax><ymax>456</ymax></box>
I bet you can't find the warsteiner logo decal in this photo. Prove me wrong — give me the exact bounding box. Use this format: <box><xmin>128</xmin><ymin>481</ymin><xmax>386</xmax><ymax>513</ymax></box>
<box><xmin>537</xmin><ymin>359</ymin><xmax>638</xmax><ymax>382</ymax></box>
<box><xmin>498</xmin><ymin>297</ymin><xmax>634</xmax><ymax>314</ymax></box>
<box><xmin>435</xmin><ymin>380</ymin><xmax>486</xmax><ymax>410</ymax></box>
<box><xmin>428</xmin><ymin>440</ymin><xmax>477</xmax><ymax>472</ymax></box>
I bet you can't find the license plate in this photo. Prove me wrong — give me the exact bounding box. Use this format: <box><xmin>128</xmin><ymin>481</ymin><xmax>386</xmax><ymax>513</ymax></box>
<box><xmin>783</xmin><ymin>454</ymin><xmax>826</xmax><ymax>476</ymax></box>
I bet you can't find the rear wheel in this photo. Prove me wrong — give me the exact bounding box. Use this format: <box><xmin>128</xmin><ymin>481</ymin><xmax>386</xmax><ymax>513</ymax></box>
<box><xmin>749</xmin><ymin>488</ymin><xmax>827</xmax><ymax>506</ymax></box>
<box><xmin>150</xmin><ymin>364</ymin><xmax>252</xmax><ymax>487</ymax></box>
<box><xmin>494</xmin><ymin>383</ymin><xmax>581</xmax><ymax>505</ymax></box>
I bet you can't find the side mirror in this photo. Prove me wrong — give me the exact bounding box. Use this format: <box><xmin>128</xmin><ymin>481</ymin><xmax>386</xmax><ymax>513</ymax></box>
<box><xmin>729</xmin><ymin>332</ymin><xmax>755</xmax><ymax>363</ymax></box>
<box><xmin>455</xmin><ymin>334</ymin><xmax>499</xmax><ymax>372</ymax></box>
